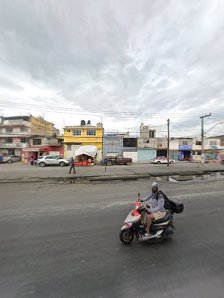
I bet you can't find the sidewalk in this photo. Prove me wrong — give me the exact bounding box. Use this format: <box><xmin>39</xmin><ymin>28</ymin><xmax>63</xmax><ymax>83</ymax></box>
<box><xmin>0</xmin><ymin>161</ymin><xmax>223</xmax><ymax>183</ymax></box>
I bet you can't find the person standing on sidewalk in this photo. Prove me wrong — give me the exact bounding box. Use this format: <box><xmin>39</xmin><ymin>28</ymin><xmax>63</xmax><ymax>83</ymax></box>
<box><xmin>68</xmin><ymin>156</ymin><xmax>76</xmax><ymax>174</ymax></box>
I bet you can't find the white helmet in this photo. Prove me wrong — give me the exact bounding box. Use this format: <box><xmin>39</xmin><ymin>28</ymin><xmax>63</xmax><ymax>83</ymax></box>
<box><xmin>152</xmin><ymin>181</ymin><xmax>159</xmax><ymax>192</ymax></box>
<box><xmin>152</xmin><ymin>181</ymin><xmax>158</xmax><ymax>188</ymax></box>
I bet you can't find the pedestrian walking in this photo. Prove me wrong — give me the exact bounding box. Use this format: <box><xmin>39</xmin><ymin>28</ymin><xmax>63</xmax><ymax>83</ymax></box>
<box><xmin>68</xmin><ymin>156</ymin><xmax>76</xmax><ymax>174</ymax></box>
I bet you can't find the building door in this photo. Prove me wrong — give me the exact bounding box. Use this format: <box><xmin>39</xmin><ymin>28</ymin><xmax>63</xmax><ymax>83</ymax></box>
<box><xmin>8</xmin><ymin>149</ymin><xmax>15</xmax><ymax>155</ymax></box>
<box><xmin>138</xmin><ymin>149</ymin><xmax>156</xmax><ymax>162</ymax></box>
<box><xmin>157</xmin><ymin>149</ymin><xmax>167</xmax><ymax>157</ymax></box>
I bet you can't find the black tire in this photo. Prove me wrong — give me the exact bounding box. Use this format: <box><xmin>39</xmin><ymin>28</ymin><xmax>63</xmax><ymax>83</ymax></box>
<box><xmin>59</xmin><ymin>161</ymin><xmax>66</xmax><ymax>167</ymax></box>
<box><xmin>106</xmin><ymin>161</ymin><xmax>112</xmax><ymax>166</ymax></box>
<box><xmin>169</xmin><ymin>160</ymin><xmax>174</xmax><ymax>164</ymax></box>
<box><xmin>126</xmin><ymin>162</ymin><xmax>131</xmax><ymax>166</ymax></box>
<box><xmin>39</xmin><ymin>162</ymin><xmax>46</xmax><ymax>167</ymax></box>
<box><xmin>157</xmin><ymin>161</ymin><xmax>161</xmax><ymax>164</ymax></box>
<box><xmin>7</xmin><ymin>160</ymin><xmax>13</xmax><ymax>164</ymax></box>
<box><xmin>119</xmin><ymin>229</ymin><xmax>134</xmax><ymax>245</ymax></box>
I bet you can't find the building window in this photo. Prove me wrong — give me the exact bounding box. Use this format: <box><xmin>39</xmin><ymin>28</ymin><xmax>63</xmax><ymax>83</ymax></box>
<box><xmin>123</xmin><ymin>138</ymin><xmax>138</xmax><ymax>147</ymax></box>
<box><xmin>196</xmin><ymin>141</ymin><xmax>201</xmax><ymax>145</ymax></box>
<box><xmin>21</xmin><ymin>138</ymin><xmax>27</xmax><ymax>143</ymax></box>
<box><xmin>87</xmin><ymin>130</ymin><xmax>96</xmax><ymax>136</ymax></box>
<box><xmin>33</xmin><ymin>139</ymin><xmax>42</xmax><ymax>145</ymax></box>
<box><xmin>67</xmin><ymin>145</ymin><xmax>71</xmax><ymax>150</ymax></box>
<box><xmin>5</xmin><ymin>138</ymin><xmax>13</xmax><ymax>143</ymax></box>
<box><xmin>20</xmin><ymin>127</ymin><xmax>28</xmax><ymax>132</ymax></box>
<box><xmin>149</xmin><ymin>130</ymin><xmax>155</xmax><ymax>138</ymax></box>
<box><xmin>210</xmin><ymin>141</ymin><xmax>217</xmax><ymax>146</ymax></box>
<box><xmin>5</xmin><ymin>127</ymin><xmax>13</xmax><ymax>132</ymax></box>
<box><xmin>66</xmin><ymin>130</ymin><xmax>71</xmax><ymax>133</ymax></box>
<box><xmin>73</xmin><ymin>130</ymin><xmax>81</xmax><ymax>136</ymax></box>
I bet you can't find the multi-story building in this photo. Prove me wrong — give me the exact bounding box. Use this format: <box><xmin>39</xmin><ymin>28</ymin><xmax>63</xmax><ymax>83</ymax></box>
<box><xmin>203</xmin><ymin>136</ymin><xmax>224</xmax><ymax>161</ymax></box>
<box><xmin>0</xmin><ymin>116</ymin><xmax>31</xmax><ymax>156</ymax></box>
<box><xmin>63</xmin><ymin>120</ymin><xmax>103</xmax><ymax>161</ymax></box>
<box><xmin>139</xmin><ymin>123</ymin><xmax>203</xmax><ymax>161</ymax></box>
<box><xmin>0</xmin><ymin>115</ymin><xmax>60</xmax><ymax>161</ymax></box>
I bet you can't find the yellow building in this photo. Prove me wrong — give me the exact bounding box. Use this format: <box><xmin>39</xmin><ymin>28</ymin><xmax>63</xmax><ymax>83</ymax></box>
<box><xmin>30</xmin><ymin>116</ymin><xmax>57</xmax><ymax>136</ymax></box>
<box><xmin>63</xmin><ymin>121</ymin><xmax>103</xmax><ymax>161</ymax></box>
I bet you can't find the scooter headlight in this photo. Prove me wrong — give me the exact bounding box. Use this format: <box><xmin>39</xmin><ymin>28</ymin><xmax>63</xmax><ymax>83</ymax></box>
<box><xmin>125</xmin><ymin>222</ymin><xmax>132</xmax><ymax>227</ymax></box>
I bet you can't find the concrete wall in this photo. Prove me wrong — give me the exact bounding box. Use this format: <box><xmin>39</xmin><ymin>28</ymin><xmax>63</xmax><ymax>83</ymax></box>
<box><xmin>169</xmin><ymin>139</ymin><xmax>179</xmax><ymax>150</ymax></box>
<box><xmin>123</xmin><ymin>151</ymin><xmax>138</xmax><ymax>162</ymax></box>
<box><xmin>103</xmin><ymin>136</ymin><xmax>123</xmax><ymax>157</ymax></box>
<box><xmin>204</xmin><ymin>138</ymin><xmax>221</xmax><ymax>149</ymax></box>
<box><xmin>64</xmin><ymin>144</ymin><xmax>81</xmax><ymax>159</ymax></box>
<box><xmin>31</xmin><ymin>116</ymin><xmax>55</xmax><ymax>136</ymax></box>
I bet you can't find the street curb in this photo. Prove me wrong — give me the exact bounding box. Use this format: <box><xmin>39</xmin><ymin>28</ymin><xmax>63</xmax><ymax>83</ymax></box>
<box><xmin>0</xmin><ymin>169</ymin><xmax>223</xmax><ymax>184</ymax></box>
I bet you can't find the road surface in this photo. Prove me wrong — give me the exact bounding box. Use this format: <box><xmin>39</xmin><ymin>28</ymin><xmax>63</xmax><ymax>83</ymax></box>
<box><xmin>0</xmin><ymin>179</ymin><xmax>224</xmax><ymax>297</ymax></box>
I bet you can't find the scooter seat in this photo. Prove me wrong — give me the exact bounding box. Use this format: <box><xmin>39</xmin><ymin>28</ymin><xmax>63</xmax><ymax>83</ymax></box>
<box><xmin>153</xmin><ymin>212</ymin><xmax>173</xmax><ymax>224</ymax></box>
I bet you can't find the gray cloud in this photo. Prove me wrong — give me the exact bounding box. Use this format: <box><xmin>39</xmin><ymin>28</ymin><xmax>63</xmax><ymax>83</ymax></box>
<box><xmin>0</xmin><ymin>0</ymin><xmax>224</xmax><ymax>135</ymax></box>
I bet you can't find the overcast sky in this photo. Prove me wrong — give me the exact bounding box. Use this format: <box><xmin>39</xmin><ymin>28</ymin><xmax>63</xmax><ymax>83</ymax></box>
<box><xmin>0</xmin><ymin>0</ymin><xmax>224</xmax><ymax>137</ymax></box>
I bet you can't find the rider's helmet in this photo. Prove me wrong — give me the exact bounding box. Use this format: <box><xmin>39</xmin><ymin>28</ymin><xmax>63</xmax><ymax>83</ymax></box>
<box><xmin>152</xmin><ymin>181</ymin><xmax>158</xmax><ymax>193</ymax></box>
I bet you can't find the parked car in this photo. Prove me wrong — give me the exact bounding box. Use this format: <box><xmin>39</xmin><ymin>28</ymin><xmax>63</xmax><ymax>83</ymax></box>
<box><xmin>152</xmin><ymin>156</ymin><xmax>175</xmax><ymax>164</ymax></box>
<box><xmin>37</xmin><ymin>155</ymin><xmax>69</xmax><ymax>167</ymax></box>
<box><xmin>102</xmin><ymin>155</ymin><xmax>132</xmax><ymax>166</ymax></box>
<box><xmin>2</xmin><ymin>155</ymin><xmax>21</xmax><ymax>163</ymax></box>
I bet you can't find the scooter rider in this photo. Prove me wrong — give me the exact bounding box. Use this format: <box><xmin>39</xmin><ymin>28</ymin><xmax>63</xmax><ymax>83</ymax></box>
<box><xmin>140</xmin><ymin>182</ymin><xmax>166</xmax><ymax>237</ymax></box>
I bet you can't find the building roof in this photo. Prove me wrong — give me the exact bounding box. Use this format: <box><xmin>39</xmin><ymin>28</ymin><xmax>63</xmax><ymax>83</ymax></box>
<box><xmin>205</xmin><ymin>135</ymin><xmax>224</xmax><ymax>139</ymax></box>
<box><xmin>64</xmin><ymin>125</ymin><xmax>103</xmax><ymax>129</ymax></box>
<box><xmin>1</xmin><ymin>116</ymin><xmax>30</xmax><ymax>121</ymax></box>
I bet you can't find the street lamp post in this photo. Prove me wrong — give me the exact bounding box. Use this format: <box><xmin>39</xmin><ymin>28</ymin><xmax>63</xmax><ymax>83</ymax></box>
<box><xmin>205</xmin><ymin>121</ymin><xmax>224</xmax><ymax>135</ymax></box>
<box><xmin>200</xmin><ymin>113</ymin><xmax>212</xmax><ymax>163</ymax></box>
<box><xmin>167</xmin><ymin>119</ymin><xmax>170</xmax><ymax>167</ymax></box>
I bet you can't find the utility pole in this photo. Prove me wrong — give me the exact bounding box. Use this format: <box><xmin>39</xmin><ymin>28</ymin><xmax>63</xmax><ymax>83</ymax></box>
<box><xmin>167</xmin><ymin>119</ymin><xmax>170</xmax><ymax>167</ymax></box>
<box><xmin>200</xmin><ymin>113</ymin><xmax>212</xmax><ymax>163</ymax></box>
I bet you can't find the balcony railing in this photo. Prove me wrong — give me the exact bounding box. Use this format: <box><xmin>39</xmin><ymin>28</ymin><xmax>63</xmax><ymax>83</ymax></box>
<box><xmin>0</xmin><ymin>132</ymin><xmax>30</xmax><ymax>136</ymax></box>
<box><xmin>0</xmin><ymin>143</ymin><xmax>29</xmax><ymax>148</ymax></box>
<box><xmin>0</xmin><ymin>120</ymin><xmax>31</xmax><ymax>127</ymax></box>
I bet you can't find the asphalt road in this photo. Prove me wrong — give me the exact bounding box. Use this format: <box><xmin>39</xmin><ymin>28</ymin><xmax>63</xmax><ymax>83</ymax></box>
<box><xmin>0</xmin><ymin>179</ymin><xmax>224</xmax><ymax>298</ymax></box>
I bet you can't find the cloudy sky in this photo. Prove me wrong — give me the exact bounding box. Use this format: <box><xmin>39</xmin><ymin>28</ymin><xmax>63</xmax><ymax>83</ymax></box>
<box><xmin>0</xmin><ymin>0</ymin><xmax>224</xmax><ymax>137</ymax></box>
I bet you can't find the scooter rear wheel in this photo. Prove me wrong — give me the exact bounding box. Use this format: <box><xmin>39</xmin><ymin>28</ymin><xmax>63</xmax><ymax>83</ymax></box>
<box><xmin>119</xmin><ymin>229</ymin><xmax>134</xmax><ymax>245</ymax></box>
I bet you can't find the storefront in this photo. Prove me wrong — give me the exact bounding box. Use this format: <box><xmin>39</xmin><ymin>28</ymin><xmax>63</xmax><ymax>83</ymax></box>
<box><xmin>74</xmin><ymin>145</ymin><xmax>97</xmax><ymax>166</ymax></box>
<box><xmin>204</xmin><ymin>145</ymin><xmax>224</xmax><ymax>161</ymax></box>
<box><xmin>178</xmin><ymin>145</ymin><xmax>192</xmax><ymax>161</ymax></box>
<box><xmin>22</xmin><ymin>146</ymin><xmax>64</xmax><ymax>163</ymax></box>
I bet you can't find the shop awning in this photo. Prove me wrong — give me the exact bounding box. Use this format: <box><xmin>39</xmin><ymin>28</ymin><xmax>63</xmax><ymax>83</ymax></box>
<box><xmin>75</xmin><ymin>145</ymin><xmax>98</xmax><ymax>157</ymax></box>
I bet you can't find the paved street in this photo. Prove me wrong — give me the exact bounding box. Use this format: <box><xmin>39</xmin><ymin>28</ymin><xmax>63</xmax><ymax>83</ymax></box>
<box><xmin>0</xmin><ymin>161</ymin><xmax>223</xmax><ymax>181</ymax></box>
<box><xmin>0</xmin><ymin>178</ymin><xmax>224</xmax><ymax>298</ymax></box>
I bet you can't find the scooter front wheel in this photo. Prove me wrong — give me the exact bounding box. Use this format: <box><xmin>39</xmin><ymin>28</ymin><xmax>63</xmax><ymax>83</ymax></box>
<box><xmin>119</xmin><ymin>229</ymin><xmax>134</xmax><ymax>245</ymax></box>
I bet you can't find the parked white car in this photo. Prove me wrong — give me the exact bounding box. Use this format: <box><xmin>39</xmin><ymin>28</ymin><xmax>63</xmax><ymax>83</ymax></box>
<box><xmin>2</xmin><ymin>155</ymin><xmax>21</xmax><ymax>163</ymax></box>
<box><xmin>152</xmin><ymin>156</ymin><xmax>175</xmax><ymax>164</ymax></box>
<box><xmin>37</xmin><ymin>155</ymin><xmax>69</xmax><ymax>167</ymax></box>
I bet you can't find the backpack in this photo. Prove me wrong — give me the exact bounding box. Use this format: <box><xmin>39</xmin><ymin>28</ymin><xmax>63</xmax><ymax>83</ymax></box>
<box><xmin>157</xmin><ymin>190</ymin><xmax>172</xmax><ymax>210</ymax></box>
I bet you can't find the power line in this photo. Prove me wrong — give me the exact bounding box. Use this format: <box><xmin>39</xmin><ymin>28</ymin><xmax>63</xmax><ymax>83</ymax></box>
<box><xmin>0</xmin><ymin>99</ymin><xmax>216</xmax><ymax>119</ymax></box>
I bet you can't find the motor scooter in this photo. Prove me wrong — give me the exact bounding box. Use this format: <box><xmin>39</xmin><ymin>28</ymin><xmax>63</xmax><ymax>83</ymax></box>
<box><xmin>119</xmin><ymin>193</ymin><xmax>184</xmax><ymax>244</ymax></box>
